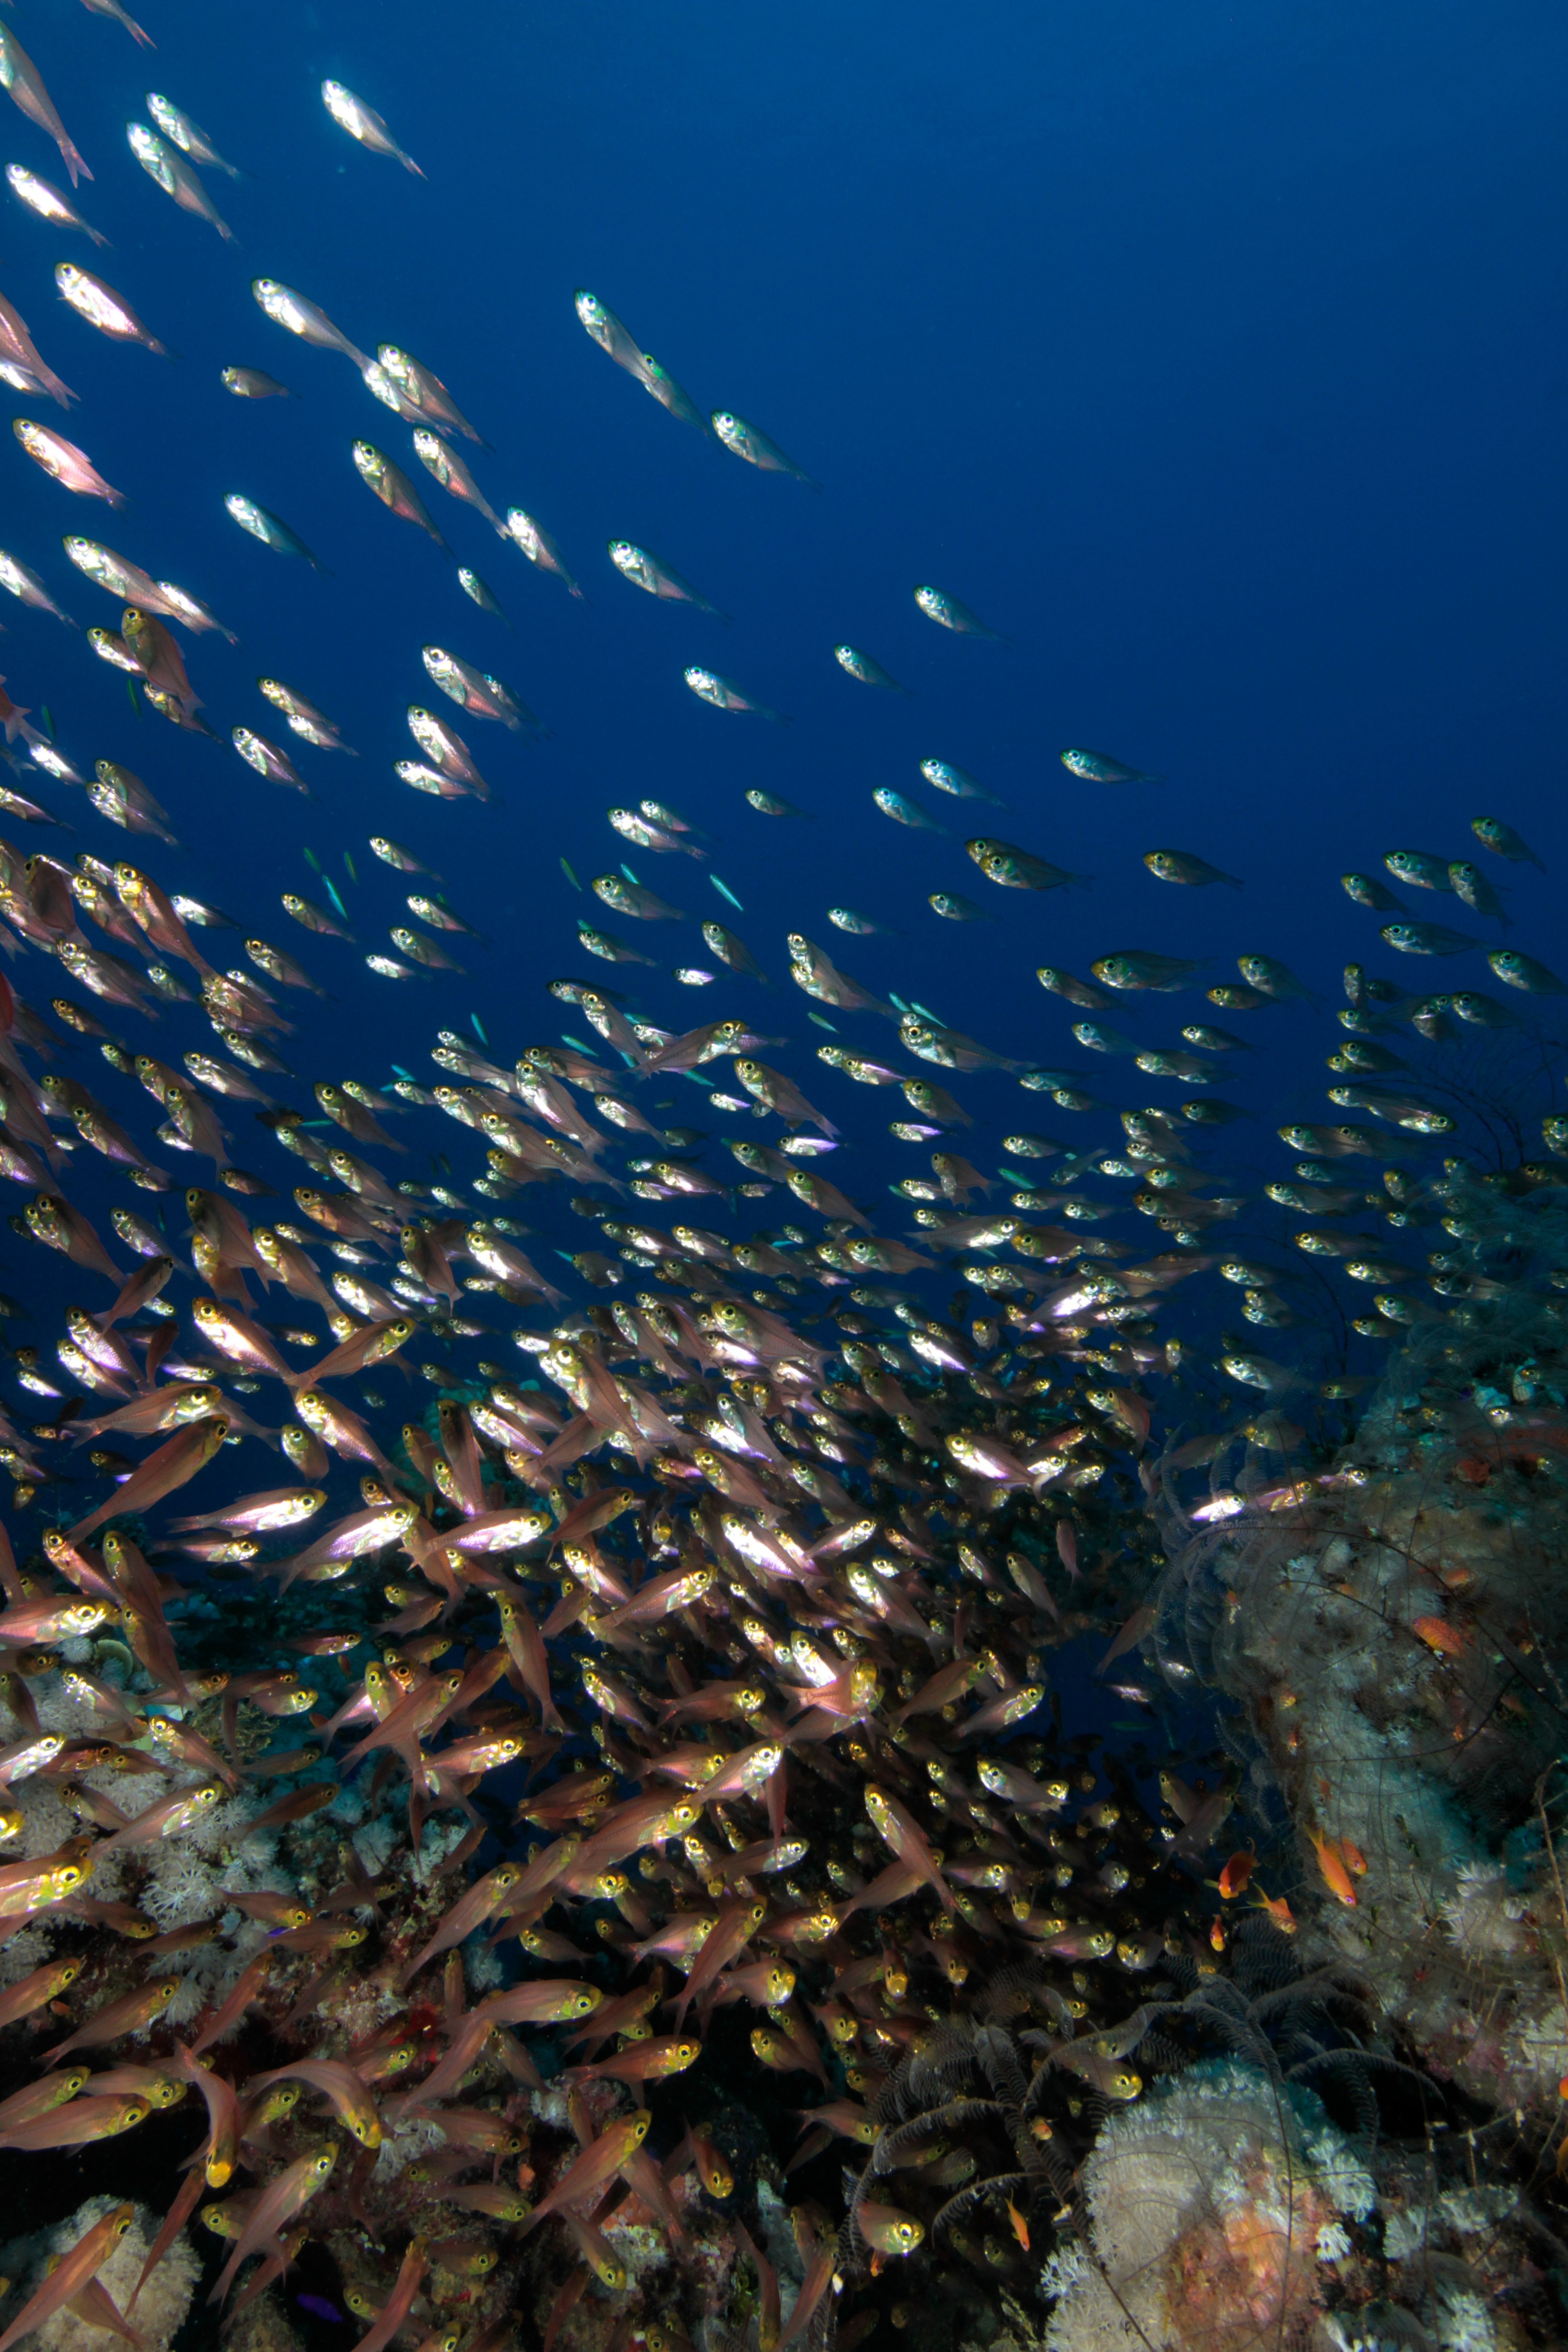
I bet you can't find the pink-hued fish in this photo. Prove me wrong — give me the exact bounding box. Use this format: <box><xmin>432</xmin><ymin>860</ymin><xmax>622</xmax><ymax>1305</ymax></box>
<box><xmin>207</xmin><ymin>2146</ymin><xmax>338</xmax><ymax>2304</ymax></box>
<box><xmin>55</xmin><ymin>266</ymin><xmax>169</xmax><ymax>355</ymax></box>
<box><xmin>80</xmin><ymin>0</ymin><xmax>154</xmax><ymax>44</ymax></box>
<box><xmin>14</xmin><ymin>420</ymin><xmax>125</xmax><ymax>505</ymax></box>
<box><xmin>0</xmin><ymin>290</ymin><xmax>77</xmax><ymax>409</ymax></box>
<box><xmin>66</xmin><ymin>1414</ymin><xmax>229</xmax><ymax>1543</ymax></box>
<box><xmin>0</xmin><ymin>26</ymin><xmax>91</xmax><ymax>187</ymax></box>
<box><xmin>0</xmin><ymin>2205</ymin><xmax>133</xmax><ymax>2352</ymax></box>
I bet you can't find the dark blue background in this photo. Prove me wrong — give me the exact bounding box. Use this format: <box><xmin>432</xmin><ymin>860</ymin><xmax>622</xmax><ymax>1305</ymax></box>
<box><xmin>1</xmin><ymin>0</ymin><xmax>1564</xmax><ymax>1301</ymax></box>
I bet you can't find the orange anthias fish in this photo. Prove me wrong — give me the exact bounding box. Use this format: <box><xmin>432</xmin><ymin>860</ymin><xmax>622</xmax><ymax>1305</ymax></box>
<box><xmin>1217</xmin><ymin>1848</ymin><xmax>1254</xmax><ymax>1899</ymax></box>
<box><xmin>1308</xmin><ymin>1830</ymin><xmax>1358</xmax><ymax>1908</ymax></box>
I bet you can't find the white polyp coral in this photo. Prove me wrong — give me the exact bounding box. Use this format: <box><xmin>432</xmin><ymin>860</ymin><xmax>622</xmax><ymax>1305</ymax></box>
<box><xmin>1434</xmin><ymin>2288</ymin><xmax>1496</xmax><ymax>2352</ymax></box>
<box><xmin>0</xmin><ymin>2194</ymin><xmax>199</xmax><ymax>2352</ymax></box>
<box><xmin>1305</xmin><ymin>2129</ymin><xmax>1377</xmax><ymax>2221</ymax></box>
<box><xmin>1439</xmin><ymin>1863</ymin><xmax>1530</xmax><ymax>1963</ymax></box>
<box><xmin>1041</xmin><ymin>2059</ymin><xmax>1351</xmax><ymax>2352</ymax></box>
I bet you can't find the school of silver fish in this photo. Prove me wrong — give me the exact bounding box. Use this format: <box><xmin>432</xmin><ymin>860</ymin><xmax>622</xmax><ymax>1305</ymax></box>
<box><xmin>0</xmin><ymin>13</ymin><xmax>1564</xmax><ymax>2352</ymax></box>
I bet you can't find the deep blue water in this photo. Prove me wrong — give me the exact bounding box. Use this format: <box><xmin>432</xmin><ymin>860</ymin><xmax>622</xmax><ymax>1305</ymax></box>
<box><xmin>1</xmin><ymin>0</ymin><xmax>1564</xmax><ymax>1329</ymax></box>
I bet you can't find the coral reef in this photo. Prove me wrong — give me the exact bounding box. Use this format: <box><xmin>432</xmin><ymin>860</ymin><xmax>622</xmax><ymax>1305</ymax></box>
<box><xmin>1150</xmin><ymin>1171</ymin><xmax>1568</xmax><ymax>2120</ymax></box>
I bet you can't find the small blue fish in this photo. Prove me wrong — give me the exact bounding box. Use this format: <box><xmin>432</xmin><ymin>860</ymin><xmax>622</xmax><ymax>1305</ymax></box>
<box><xmin>712</xmin><ymin>877</ymin><xmax>744</xmax><ymax>912</ymax></box>
<box><xmin>560</xmin><ymin>857</ymin><xmax>582</xmax><ymax>890</ymax></box>
<box><xmin>471</xmin><ymin>1012</ymin><xmax>488</xmax><ymax>1045</ymax></box>
<box><xmin>324</xmin><ymin>875</ymin><xmax>350</xmax><ymax>921</ymax></box>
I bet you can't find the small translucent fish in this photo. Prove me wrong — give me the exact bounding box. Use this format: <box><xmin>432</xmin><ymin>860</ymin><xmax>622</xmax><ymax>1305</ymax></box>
<box><xmin>1472</xmin><ymin>813</ymin><xmax>1544</xmax><ymax>868</ymax></box>
<box><xmin>919</xmin><ymin>757</ymin><xmax>1004</xmax><ymax>803</ymax></box>
<box><xmin>712</xmin><ymin>878</ymin><xmax>744</xmax><ymax>913</ymax></box>
<box><xmin>251</xmin><ymin>277</ymin><xmax>367</xmax><ymax>366</ymax></box>
<box><xmin>370</xmin><ymin>837</ymin><xmax>440</xmax><ymax>878</ymax></box>
<box><xmin>125</xmin><ymin>121</ymin><xmax>234</xmax><ymax>242</ymax></box>
<box><xmin>1092</xmin><ymin>950</ymin><xmax>1207</xmax><ymax>993</ymax></box>
<box><xmin>422</xmin><ymin>647</ymin><xmax>538</xmax><ymax>734</ymax></box>
<box><xmin>234</xmin><ymin>728</ymin><xmax>307</xmax><ymax>792</ymax></box>
<box><xmin>968</xmin><ymin>838</ymin><xmax>1087</xmax><ymax>892</ymax></box>
<box><xmin>574</xmin><ymin>289</ymin><xmax>652</xmax><ymax>381</ymax></box>
<box><xmin>746</xmin><ymin>790</ymin><xmax>810</xmax><ymax>818</ymax></box>
<box><xmin>56</xmin><ymin>264</ymin><xmax>170</xmax><ymax>354</ymax></box>
<box><xmin>321</xmin><ymin>80</ymin><xmax>423</xmax><ymax>174</ymax></box>
<box><xmin>1342</xmin><ymin>871</ymin><xmax>1404</xmax><ymax>911</ymax></box>
<box><xmin>873</xmin><ymin>787</ymin><xmax>942</xmax><ymax>831</ymax></box>
<box><xmin>578</xmin><ymin>922</ymin><xmax>653</xmax><ymax>965</ymax></box>
<box><xmin>222</xmin><ymin>366</ymin><xmax>291</xmax><ymax>398</ymax></box>
<box><xmin>1060</xmin><ymin>746</ymin><xmax>1158</xmax><ymax>783</ymax></box>
<box><xmin>1145</xmin><ymin>849</ymin><xmax>1241</xmax><ymax>889</ymax></box>
<box><xmin>1236</xmin><ymin>953</ymin><xmax>1312</xmax><ymax>1001</ymax></box>
<box><xmin>6</xmin><ymin>165</ymin><xmax>107</xmax><ymax>246</ymax></box>
<box><xmin>393</xmin><ymin>926</ymin><xmax>462</xmax><ymax>973</ymax></box>
<box><xmin>353</xmin><ymin>442</ymin><xmax>448</xmax><ymax>551</ymax></box>
<box><xmin>1379</xmin><ymin>920</ymin><xmax>1478</xmax><ymax>956</ymax></box>
<box><xmin>710</xmin><ymin>410</ymin><xmax>818</xmax><ymax>486</ymax></box>
<box><xmin>834</xmin><ymin>643</ymin><xmax>907</xmax><ymax>692</ymax></box>
<box><xmin>13</xmin><ymin>420</ymin><xmax>124</xmax><ymax>505</ymax></box>
<box><xmin>609</xmin><ymin>540</ymin><xmax>727</xmax><ymax>618</ymax></box>
<box><xmin>929</xmin><ymin>892</ymin><xmax>989</xmax><ymax>921</ymax></box>
<box><xmin>0</xmin><ymin>25</ymin><xmax>91</xmax><ymax>187</ymax></box>
<box><xmin>0</xmin><ymin>549</ymin><xmax>77</xmax><ymax>626</ymax></box>
<box><xmin>457</xmin><ymin>567</ymin><xmax>508</xmax><ymax>622</ymax></box>
<box><xmin>672</xmin><ymin>967</ymin><xmax>715</xmax><ymax>986</ymax></box>
<box><xmin>225</xmin><ymin>495</ymin><xmax>325</xmax><ymax>570</ymax></box>
<box><xmin>147</xmin><ymin>92</ymin><xmax>241</xmax><ymax>175</ymax></box>
<box><xmin>638</xmin><ymin>351</ymin><xmax>711</xmax><ymax>436</ymax></box>
<box><xmin>259</xmin><ymin>678</ymin><xmax>353</xmax><ymax>751</ymax></box>
<box><xmin>913</xmin><ymin>584</ymin><xmax>1001</xmax><ymax>639</ymax></box>
<box><xmin>1448</xmin><ymin>860</ymin><xmax>1508</xmax><ymax>925</ymax></box>
<box><xmin>1383</xmin><ymin>848</ymin><xmax>1452</xmax><ymax>891</ymax></box>
<box><xmin>828</xmin><ymin>907</ymin><xmax>898</xmax><ymax>935</ymax></box>
<box><xmin>1490</xmin><ymin>948</ymin><xmax>1566</xmax><ymax>995</ymax></box>
<box><xmin>684</xmin><ymin>666</ymin><xmax>787</xmax><ymax>721</ymax></box>
<box><xmin>505</xmin><ymin>508</ymin><xmax>582</xmax><ymax>598</ymax></box>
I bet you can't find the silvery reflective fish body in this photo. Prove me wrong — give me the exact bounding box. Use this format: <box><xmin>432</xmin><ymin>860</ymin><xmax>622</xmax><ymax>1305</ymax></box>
<box><xmin>20</xmin><ymin>423</ymin><xmax>128</xmax><ymax>510</ymax></box>
<box><xmin>913</xmin><ymin>583</ymin><xmax>1001</xmax><ymax>638</ymax></box>
<box><xmin>320</xmin><ymin>80</ymin><xmax>423</xmax><ymax>175</ymax></box>
<box><xmin>251</xmin><ymin>278</ymin><xmax>368</xmax><ymax>366</ymax></box>
<box><xmin>420</xmin><ymin>647</ymin><xmax>539</xmax><ymax>735</ymax></box>
<box><xmin>574</xmin><ymin>289</ymin><xmax>654</xmax><ymax>381</ymax></box>
<box><xmin>378</xmin><ymin>347</ymin><xmax>482</xmax><ymax>441</ymax></box>
<box><xmin>505</xmin><ymin>508</ymin><xmax>582</xmax><ymax>598</ymax></box>
<box><xmin>919</xmin><ymin>758</ymin><xmax>1004</xmax><ymax>803</ymax></box>
<box><xmin>55</xmin><ymin>264</ymin><xmax>169</xmax><ymax>354</ymax></box>
<box><xmin>683</xmin><ymin>667</ymin><xmax>788</xmax><ymax>721</ymax></box>
<box><xmin>834</xmin><ymin>643</ymin><xmax>907</xmax><ymax>691</ymax></box>
<box><xmin>224</xmin><ymin>495</ymin><xmax>325</xmax><ymax>570</ymax></box>
<box><xmin>125</xmin><ymin>122</ymin><xmax>235</xmax><ymax>241</ymax></box>
<box><xmin>0</xmin><ymin>549</ymin><xmax>77</xmax><ymax>626</ymax></box>
<box><xmin>5</xmin><ymin>164</ymin><xmax>108</xmax><ymax>246</ymax></box>
<box><xmin>608</xmin><ymin>541</ymin><xmax>726</xmax><ymax>618</ymax></box>
<box><xmin>1060</xmin><ymin>745</ymin><xmax>1158</xmax><ymax>783</ymax></box>
<box><xmin>710</xmin><ymin>410</ymin><xmax>820</xmax><ymax>487</ymax></box>
<box><xmin>146</xmin><ymin>91</ymin><xmax>243</xmax><ymax>175</ymax></box>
